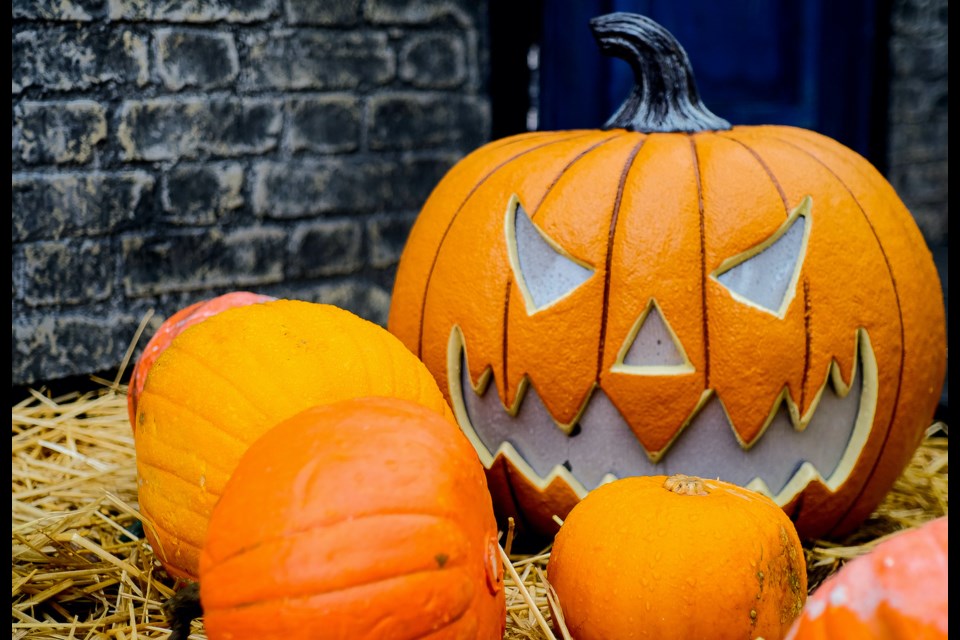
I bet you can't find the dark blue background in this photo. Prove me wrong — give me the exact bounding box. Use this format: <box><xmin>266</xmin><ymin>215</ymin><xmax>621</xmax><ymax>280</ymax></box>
<box><xmin>492</xmin><ymin>0</ymin><xmax>889</xmax><ymax>171</ymax></box>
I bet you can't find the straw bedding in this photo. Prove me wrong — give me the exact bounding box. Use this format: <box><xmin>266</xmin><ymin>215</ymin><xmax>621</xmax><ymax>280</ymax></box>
<box><xmin>12</xmin><ymin>380</ymin><xmax>947</xmax><ymax>639</ymax></box>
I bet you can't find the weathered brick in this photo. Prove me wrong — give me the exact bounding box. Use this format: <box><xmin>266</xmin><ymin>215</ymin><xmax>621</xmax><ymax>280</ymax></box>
<box><xmin>12</xmin><ymin>307</ymin><xmax>143</xmax><ymax>386</ymax></box>
<box><xmin>888</xmin><ymin>161</ymin><xmax>948</xmax><ymax>205</ymax></box>
<box><xmin>155</xmin><ymin>29</ymin><xmax>239</xmax><ymax>91</ymax></box>
<box><xmin>399</xmin><ymin>33</ymin><xmax>466</xmax><ymax>88</ymax></box>
<box><xmin>364</xmin><ymin>0</ymin><xmax>482</xmax><ymax>26</ymax></box>
<box><xmin>289</xmin><ymin>220</ymin><xmax>364</xmax><ymax>277</ymax></box>
<box><xmin>162</xmin><ymin>162</ymin><xmax>244</xmax><ymax>225</ymax></box>
<box><xmin>242</xmin><ymin>30</ymin><xmax>394</xmax><ymax>90</ymax></box>
<box><xmin>14</xmin><ymin>101</ymin><xmax>107</xmax><ymax>165</ymax></box>
<box><xmin>12</xmin><ymin>171</ymin><xmax>155</xmax><ymax>242</ymax></box>
<box><xmin>284</xmin><ymin>0</ymin><xmax>360</xmax><ymax>25</ymax></box>
<box><xmin>118</xmin><ymin>97</ymin><xmax>282</xmax><ymax>161</ymax></box>
<box><xmin>12</xmin><ymin>26</ymin><xmax>149</xmax><ymax>94</ymax></box>
<box><xmin>889</xmin><ymin>79</ymin><xmax>948</xmax><ymax>125</ymax></box>
<box><xmin>12</xmin><ymin>0</ymin><xmax>106</xmax><ymax>20</ymax></box>
<box><xmin>367</xmin><ymin>212</ymin><xmax>416</xmax><ymax>268</ymax></box>
<box><xmin>890</xmin><ymin>36</ymin><xmax>947</xmax><ymax>80</ymax></box>
<box><xmin>891</xmin><ymin>0</ymin><xmax>947</xmax><ymax>37</ymax></box>
<box><xmin>886</xmin><ymin>118</ymin><xmax>948</xmax><ymax>164</ymax></box>
<box><xmin>286</xmin><ymin>95</ymin><xmax>361</xmax><ymax>154</ymax></box>
<box><xmin>251</xmin><ymin>155</ymin><xmax>457</xmax><ymax>218</ymax></box>
<box><xmin>108</xmin><ymin>0</ymin><xmax>278</xmax><ymax>22</ymax></box>
<box><xmin>369</xmin><ymin>92</ymin><xmax>488</xmax><ymax>151</ymax></box>
<box><xmin>121</xmin><ymin>227</ymin><xmax>287</xmax><ymax>296</ymax></box>
<box><xmin>15</xmin><ymin>238</ymin><xmax>114</xmax><ymax>306</ymax></box>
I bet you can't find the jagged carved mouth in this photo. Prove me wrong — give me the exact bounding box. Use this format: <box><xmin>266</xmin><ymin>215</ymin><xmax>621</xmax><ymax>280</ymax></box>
<box><xmin>447</xmin><ymin>327</ymin><xmax>878</xmax><ymax>506</ymax></box>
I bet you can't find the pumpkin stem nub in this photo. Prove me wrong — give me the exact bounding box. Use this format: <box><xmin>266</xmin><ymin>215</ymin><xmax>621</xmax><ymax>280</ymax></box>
<box><xmin>589</xmin><ymin>12</ymin><xmax>731</xmax><ymax>133</ymax></box>
<box><xmin>663</xmin><ymin>474</ymin><xmax>709</xmax><ymax>496</ymax></box>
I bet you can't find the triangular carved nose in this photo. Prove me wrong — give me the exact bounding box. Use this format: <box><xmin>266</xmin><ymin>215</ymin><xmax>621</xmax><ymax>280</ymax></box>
<box><xmin>613</xmin><ymin>299</ymin><xmax>693</xmax><ymax>374</ymax></box>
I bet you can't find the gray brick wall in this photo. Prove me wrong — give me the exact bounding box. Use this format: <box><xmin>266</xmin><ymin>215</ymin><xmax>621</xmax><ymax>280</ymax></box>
<box><xmin>12</xmin><ymin>0</ymin><xmax>490</xmax><ymax>387</ymax></box>
<box><xmin>887</xmin><ymin>0</ymin><xmax>948</xmax><ymax>248</ymax></box>
<box><xmin>11</xmin><ymin>1</ymin><xmax>947</xmax><ymax>393</ymax></box>
<box><xmin>886</xmin><ymin>0</ymin><xmax>948</xmax><ymax>409</ymax></box>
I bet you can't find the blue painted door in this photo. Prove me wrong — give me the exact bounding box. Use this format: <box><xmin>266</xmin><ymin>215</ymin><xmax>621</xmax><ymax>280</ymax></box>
<box><xmin>534</xmin><ymin>0</ymin><xmax>886</xmax><ymax>169</ymax></box>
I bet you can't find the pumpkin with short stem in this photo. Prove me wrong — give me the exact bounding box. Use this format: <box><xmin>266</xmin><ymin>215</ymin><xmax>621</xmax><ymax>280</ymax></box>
<box><xmin>199</xmin><ymin>396</ymin><xmax>506</xmax><ymax>640</ymax></box>
<box><xmin>547</xmin><ymin>474</ymin><xmax>807</xmax><ymax>640</ymax></box>
<box><xmin>134</xmin><ymin>299</ymin><xmax>455</xmax><ymax>581</ymax></box>
<box><xmin>126</xmin><ymin>291</ymin><xmax>274</xmax><ymax>431</ymax></box>
<box><xmin>387</xmin><ymin>12</ymin><xmax>946</xmax><ymax>543</ymax></box>
<box><xmin>786</xmin><ymin>515</ymin><xmax>948</xmax><ymax>640</ymax></box>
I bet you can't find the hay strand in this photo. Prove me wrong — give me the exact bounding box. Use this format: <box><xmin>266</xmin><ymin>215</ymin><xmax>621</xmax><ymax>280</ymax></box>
<box><xmin>12</xmin><ymin>383</ymin><xmax>948</xmax><ymax>639</ymax></box>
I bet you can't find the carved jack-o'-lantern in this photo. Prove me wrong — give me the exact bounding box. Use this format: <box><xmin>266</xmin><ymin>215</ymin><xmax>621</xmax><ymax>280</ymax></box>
<box><xmin>387</xmin><ymin>13</ymin><xmax>946</xmax><ymax>542</ymax></box>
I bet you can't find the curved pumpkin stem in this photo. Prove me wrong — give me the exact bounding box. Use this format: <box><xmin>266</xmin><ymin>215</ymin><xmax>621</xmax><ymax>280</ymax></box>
<box><xmin>663</xmin><ymin>473</ymin><xmax>709</xmax><ymax>496</ymax></box>
<box><xmin>589</xmin><ymin>12</ymin><xmax>731</xmax><ymax>133</ymax></box>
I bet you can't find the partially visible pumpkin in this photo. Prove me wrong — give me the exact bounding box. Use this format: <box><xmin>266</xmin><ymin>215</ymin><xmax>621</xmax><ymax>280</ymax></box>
<box><xmin>199</xmin><ymin>396</ymin><xmax>506</xmax><ymax>640</ymax></box>
<box><xmin>786</xmin><ymin>516</ymin><xmax>948</xmax><ymax>640</ymax></box>
<box><xmin>134</xmin><ymin>299</ymin><xmax>455</xmax><ymax>581</ymax></box>
<box><xmin>127</xmin><ymin>291</ymin><xmax>274</xmax><ymax>430</ymax></box>
<box><xmin>547</xmin><ymin>474</ymin><xmax>807</xmax><ymax>640</ymax></box>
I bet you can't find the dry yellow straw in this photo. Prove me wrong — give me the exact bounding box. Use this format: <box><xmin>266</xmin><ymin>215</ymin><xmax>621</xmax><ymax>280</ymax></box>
<box><xmin>11</xmin><ymin>378</ymin><xmax>948</xmax><ymax>639</ymax></box>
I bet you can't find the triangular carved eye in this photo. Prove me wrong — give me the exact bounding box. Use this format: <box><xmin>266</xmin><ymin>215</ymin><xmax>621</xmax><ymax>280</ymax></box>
<box><xmin>506</xmin><ymin>194</ymin><xmax>594</xmax><ymax>314</ymax></box>
<box><xmin>612</xmin><ymin>299</ymin><xmax>693</xmax><ymax>374</ymax></box>
<box><xmin>712</xmin><ymin>196</ymin><xmax>812</xmax><ymax>317</ymax></box>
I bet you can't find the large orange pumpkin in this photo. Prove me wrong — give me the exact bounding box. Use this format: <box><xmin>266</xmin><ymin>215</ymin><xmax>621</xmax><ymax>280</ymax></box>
<box><xmin>547</xmin><ymin>474</ymin><xmax>806</xmax><ymax>640</ymax></box>
<box><xmin>387</xmin><ymin>13</ymin><xmax>946</xmax><ymax>542</ymax></box>
<box><xmin>135</xmin><ymin>299</ymin><xmax>455</xmax><ymax>581</ymax></box>
<box><xmin>199</xmin><ymin>397</ymin><xmax>506</xmax><ymax>639</ymax></box>
<box><xmin>127</xmin><ymin>291</ymin><xmax>274</xmax><ymax>431</ymax></box>
<box><xmin>786</xmin><ymin>516</ymin><xmax>948</xmax><ymax>640</ymax></box>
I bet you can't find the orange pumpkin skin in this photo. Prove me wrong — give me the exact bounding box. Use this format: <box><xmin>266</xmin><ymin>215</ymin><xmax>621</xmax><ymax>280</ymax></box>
<box><xmin>135</xmin><ymin>300</ymin><xmax>455</xmax><ymax>581</ymax></box>
<box><xmin>786</xmin><ymin>516</ymin><xmax>948</xmax><ymax>640</ymax></box>
<box><xmin>547</xmin><ymin>474</ymin><xmax>807</xmax><ymax>640</ymax></box>
<box><xmin>387</xmin><ymin>15</ymin><xmax>946</xmax><ymax>543</ymax></box>
<box><xmin>199</xmin><ymin>397</ymin><xmax>506</xmax><ymax>640</ymax></box>
<box><xmin>126</xmin><ymin>291</ymin><xmax>274</xmax><ymax>431</ymax></box>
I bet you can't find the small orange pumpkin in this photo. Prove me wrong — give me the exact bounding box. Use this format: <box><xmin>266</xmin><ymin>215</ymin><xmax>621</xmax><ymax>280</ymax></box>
<box><xmin>199</xmin><ymin>396</ymin><xmax>506</xmax><ymax>640</ymax></box>
<box><xmin>786</xmin><ymin>516</ymin><xmax>948</xmax><ymax>640</ymax></box>
<box><xmin>127</xmin><ymin>291</ymin><xmax>274</xmax><ymax>430</ymax></box>
<box><xmin>135</xmin><ymin>299</ymin><xmax>455</xmax><ymax>581</ymax></box>
<box><xmin>547</xmin><ymin>474</ymin><xmax>807</xmax><ymax>640</ymax></box>
<box><xmin>387</xmin><ymin>12</ymin><xmax>946</xmax><ymax>542</ymax></box>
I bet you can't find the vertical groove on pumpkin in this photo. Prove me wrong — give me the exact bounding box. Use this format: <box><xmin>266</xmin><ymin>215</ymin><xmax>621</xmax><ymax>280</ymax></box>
<box><xmin>715</xmin><ymin>131</ymin><xmax>790</xmax><ymax>213</ymax></box>
<box><xmin>416</xmin><ymin>132</ymin><xmax>599</xmax><ymax>358</ymax></box>
<box><xmin>801</xmin><ymin>277</ymin><xmax>812</xmax><ymax>413</ymax></box>
<box><xmin>690</xmin><ymin>135</ymin><xmax>711</xmax><ymax>387</ymax></box>
<box><xmin>596</xmin><ymin>137</ymin><xmax>646</xmax><ymax>380</ymax></box>
<box><xmin>498</xmin><ymin>132</ymin><xmax>626</xmax><ymax>406</ymax></box>
<box><xmin>529</xmin><ymin>132</ymin><xmax>627</xmax><ymax>218</ymax></box>
<box><xmin>501</xmin><ymin>278</ymin><xmax>512</xmax><ymax>394</ymax></box>
<box><xmin>772</xmin><ymin>133</ymin><xmax>908</xmax><ymax>538</ymax></box>
<box><xmin>501</xmin><ymin>458</ymin><xmax>535</xmax><ymax>539</ymax></box>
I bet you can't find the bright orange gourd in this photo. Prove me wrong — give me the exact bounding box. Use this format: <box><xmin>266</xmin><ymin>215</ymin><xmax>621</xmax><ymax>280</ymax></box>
<box><xmin>786</xmin><ymin>516</ymin><xmax>948</xmax><ymax>640</ymax></box>
<box><xmin>547</xmin><ymin>474</ymin><xmax>807</xmax><ymax>640</ymax></box>
<box><xmin>134</xmin><ymin>299</ymin><xmax>455</xmax><ymax>581</ymax></box>
<box><xmin>199</xmin><ymin>396</ymin><xmax>506</xmax><ymax>640</ymax></box>
<box><xmin>387</xmin><ymin>12</ymin><xmax>946</xmax><ymax>542</ymax></box>
<box><xmin>127</xmin><ymin>291</ymin><xmax>274</xmax><ymax>431</ymax></box>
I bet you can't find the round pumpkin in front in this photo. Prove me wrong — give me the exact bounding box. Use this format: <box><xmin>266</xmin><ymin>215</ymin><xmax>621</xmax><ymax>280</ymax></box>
<box><xmin>547</xmin><ymin>474</ymin><xmax>807</xmax><ymax>640</ymax></box>
<box><xmin>199</xmin><ymin>397</ymin><xmax>506</xmax><ymax>640</ymax></box>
